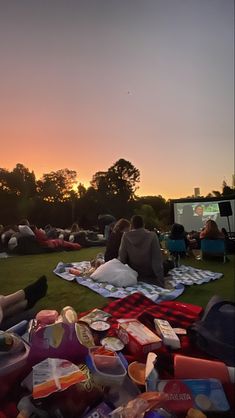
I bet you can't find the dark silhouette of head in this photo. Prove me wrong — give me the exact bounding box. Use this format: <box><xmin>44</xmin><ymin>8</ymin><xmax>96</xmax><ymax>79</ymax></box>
<box><xmin>131</xmin><ymin>215</ymin><xmax>144</xmax><ymax>229</ymax></box>
<box><xmin>204</xmin><ymin>219</ymin><xmax>220</xmax><ymax>237</ymax></box>
<box><xmin>170</xmin><ymin>223</ymin><xmax>185</xmax><ymax>238</ymax></box>
<box><xmin>71</xmin><ymin>222</ymin><xmax>80</xmax><ymax>233</ymax></box>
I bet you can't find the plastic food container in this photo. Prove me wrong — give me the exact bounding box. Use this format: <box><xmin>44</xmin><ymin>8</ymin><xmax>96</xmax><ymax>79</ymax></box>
<box><xmin>128</xmin><ymin>361</ymin><xmax>146</xmax><ymax>386</ymax></box>
<box><xmin>88</xmin><ymin>346</ymin><xmax>127</xmax><ymax>386</ymax></box>
<box><xmin>89</xmin><ymin>321</ymin><xmax>110</xmax><ymax>341</ymax></box>
<box><xmin>0</xmin><ymin>338</ymin><xmax>30</xmax><ymax>400</ymax></box>
<box><xmin>101</xmin><ymin>337</ymin><xmax>125</xmax><ymax>352</ymax></box>
<box><xmin>89</xmin><ymin>321</ymin><xmax>110</xmax><ymax>332</ymax></box>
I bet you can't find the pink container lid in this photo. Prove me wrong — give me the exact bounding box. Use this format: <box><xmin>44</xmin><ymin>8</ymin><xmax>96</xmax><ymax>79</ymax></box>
<box><xmin>36</xmin><ymin>310</ymin><xmax>59</xmax><ymax>325</ymax></box>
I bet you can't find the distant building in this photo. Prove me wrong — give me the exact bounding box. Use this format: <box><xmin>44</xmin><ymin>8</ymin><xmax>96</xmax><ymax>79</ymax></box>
<box><xmin>194</xmin><ymin>187</ymin><xmax>200</xmax><ymax>197</ymax></box>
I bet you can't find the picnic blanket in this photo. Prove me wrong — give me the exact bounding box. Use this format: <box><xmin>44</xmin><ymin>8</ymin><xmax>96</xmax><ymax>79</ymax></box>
<box><xmin>98</xmin><ymin>292</ymin><xmax>235</xmax><ymax>412</ymax></box>
<box><xmin>78</xmin><ymin>292</ymin><xmax>206</xmax><ymax>368</ymax></box>
<box><xmin>101</xmin><ymin>292</ymin><xmax>203</xmax><ymax>328</ymax></box>
<box><xmin>53</xmin><ymin>262</ymin><xmax>223</xmax><ymax>302</ymax></box>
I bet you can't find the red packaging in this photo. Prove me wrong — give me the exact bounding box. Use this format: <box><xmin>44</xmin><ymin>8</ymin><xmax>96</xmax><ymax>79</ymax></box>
<box><xmin>116</xmin><ymin>319</ymin><xmax>161</xmax><ymax>358</ymax></box>
<box><xmin>68</xmin><ymin>268</ymin><xmax>83</xmax><ymax>276</ymax></box>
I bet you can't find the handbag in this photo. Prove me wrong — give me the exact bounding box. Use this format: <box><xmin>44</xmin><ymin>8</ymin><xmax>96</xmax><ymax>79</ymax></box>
<box><xmin>189</xmin><ymin>295</ymin><xmax>235</xmax><ymax>366</ymax></box>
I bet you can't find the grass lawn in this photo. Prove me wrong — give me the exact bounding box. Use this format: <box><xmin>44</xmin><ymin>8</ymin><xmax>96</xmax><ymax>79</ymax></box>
<box><xmin>0</xmin><ymin>248</ymin><xmax>234</xmax><ymax>316</ymax></box>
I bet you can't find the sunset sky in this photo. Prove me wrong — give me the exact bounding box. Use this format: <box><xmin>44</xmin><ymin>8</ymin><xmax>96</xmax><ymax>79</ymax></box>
<box><xmin>0</xmin><ymin>0</ymin><xmax>234</xmax><ymax>199</ymax></box>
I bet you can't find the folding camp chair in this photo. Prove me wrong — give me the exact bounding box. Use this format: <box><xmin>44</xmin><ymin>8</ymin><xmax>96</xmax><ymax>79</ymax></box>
<box><xmin>166</xmin><ymin>239</ymin><xmax>186</xmax><ymax>267</ymax></box>
<box><xmin>201</xmin><ymin>239</ymin><xmax>227</xmax><ymax>263</ymax></box>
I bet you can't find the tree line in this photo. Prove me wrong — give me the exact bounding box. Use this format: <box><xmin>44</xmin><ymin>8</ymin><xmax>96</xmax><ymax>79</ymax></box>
<box><xmin>0</xmin><ymin>159</ymin><xmax>233</xmax><ymax>229</ymax></box>
<box><xmin>0</xmin><ymin>159</ymin><xmax>170</xmax><ymax>229</ymax></box>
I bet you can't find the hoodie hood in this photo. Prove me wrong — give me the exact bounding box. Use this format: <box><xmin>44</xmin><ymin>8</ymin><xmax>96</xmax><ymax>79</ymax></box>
<box><xmin>119</xmin><ymin>227</ymin><xmax>164</xmax><ymax>283</ymax></box>
<box><xmin>124</xmin><ymin>228</ymin><xmax>153</xmax><ymax>247</ymax></box>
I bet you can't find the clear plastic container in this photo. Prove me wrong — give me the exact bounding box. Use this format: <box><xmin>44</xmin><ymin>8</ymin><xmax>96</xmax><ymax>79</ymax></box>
<box><xmin>0</xmin><ymin>337</ymin><xmax>30</xmax><ymax>376</ymax></box>
<box><xmin>0</xmin><ymin>337</ymin><xmax>30</xmax><ymax>400</ymax></box>
<box><xmin>88</xmin><ymin>346</ymin><xmax>127</xmax><ymax>386</ymax></box>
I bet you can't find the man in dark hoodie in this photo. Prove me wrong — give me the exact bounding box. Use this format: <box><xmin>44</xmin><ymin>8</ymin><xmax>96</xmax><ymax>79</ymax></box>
<box><xmin>118</xmin><ymin>215</ymin><xmax>165</xmax><ymax>287</ymax></box>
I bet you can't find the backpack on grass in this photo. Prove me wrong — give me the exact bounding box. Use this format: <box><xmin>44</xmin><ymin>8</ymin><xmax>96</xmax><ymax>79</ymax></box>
<box><xmin>189</xmin><ymin>295</ymin><xmax>235</xmax><ymax>366</ymax></box>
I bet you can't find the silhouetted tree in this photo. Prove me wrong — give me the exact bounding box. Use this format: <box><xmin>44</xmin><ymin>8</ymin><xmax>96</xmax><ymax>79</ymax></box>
<box><xmin>107</xmin><ymin>159</ymin><xmax>140</xmax><ymax>200</ymax></box>
<box><xmin>222</xmin><ymin>181</ymin><xmax>234</xmax><ymax>196</ymax></box>
<box><xmin>11</xmin><ymin>164</ymin><xmax>36</xmax><ymax>197</ymax></box>
<box><xmin>91</xmin><ymin>159</ymin><xmax>140</xmax><ymax>200</ymax></box>
<box><xmin>0</xmin><ymin>168</ymin><xmax>11</xmax><ymax>192</ymax></box>
<box><xmin>67</xmin><ymin>190</ymin><xmax>78</xmax><ymax>223</ymax></box>
<box><xmin>77</xmin><ymin>183</ymin><xmax>87</xmax><ymax>198</ymax></box>
<box><xmin>37</xmin><ymin>169</ymin><xmax>77</xmax><ymax>202</ymax></box>
<box><xmin>90</xmin><ymin>159</ymin><xmax>140</xmax><ymax>218</ymax></box>
<box><xmin>136</xmin><ymin>195</ymin><xmax>166</xmax><ymax>214</ymax></box>
<box><xmin>0</xmin><ymin>160</ymin><xmax>174</xmax><ymax>228</ymax></box>
<box><xmin>134</xmin><ymin>204</ymin><xmax>159</xmax><ymax>230</ymax></box>
<box><xmin>134</xmin><ymin>196</ymin><xmax>170</xmax><ymax>229</ymax></box>
<box><xmin>90</xmin><ymin>171</ymin><xmax>110</xmax><ymax>210</ymax></box>
<box><xmin>212</xmin><ymin>190</ymin><xmax>222</xmax><ymax>197</ymax></box>
<box><xmin>0</xmin><ymin>164</ymin><xmax>36</xmax><ymax>197</ymax></box>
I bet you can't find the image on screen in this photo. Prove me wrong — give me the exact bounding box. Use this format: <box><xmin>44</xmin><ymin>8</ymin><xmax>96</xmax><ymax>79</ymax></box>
<box><xmin>174</xmin><ymin>199</ymin><xmax>235</xmax><ymax>233</ymax></box>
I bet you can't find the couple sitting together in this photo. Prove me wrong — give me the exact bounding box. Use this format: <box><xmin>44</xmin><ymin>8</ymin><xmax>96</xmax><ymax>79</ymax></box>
<box><xmin>104</xmin><ymin>215</ymin><xmax>170</xmax><ymax>288</ymax></box>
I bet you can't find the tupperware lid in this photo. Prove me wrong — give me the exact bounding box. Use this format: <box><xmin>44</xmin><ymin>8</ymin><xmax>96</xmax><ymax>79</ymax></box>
<box><xmin>89</xmin><ymin>347</ymin><xmax>126</xmax><ymax>377</ymax></box>
<box><xmin>0</xmin><ymin>339</ymin><xmax>30</xmax><ymax>376</ymax></box>
<box><xmin>101</xmin><ymin>337</ymin><xmax>124</xmax><ymax>351</ymax></box>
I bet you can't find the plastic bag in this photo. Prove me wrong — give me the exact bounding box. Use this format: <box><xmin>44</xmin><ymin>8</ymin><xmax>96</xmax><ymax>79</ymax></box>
<box><xmin>91</xmin><ymin>258</ymin><xmax>138</xmax><ymax>287</ymax></box>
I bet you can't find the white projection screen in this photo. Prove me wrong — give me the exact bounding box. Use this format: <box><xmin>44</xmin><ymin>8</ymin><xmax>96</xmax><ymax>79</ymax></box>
<box><xmin>173</xmin><ymin>198</ymin><xmax>235</xmax><ymax>233</ymax></box>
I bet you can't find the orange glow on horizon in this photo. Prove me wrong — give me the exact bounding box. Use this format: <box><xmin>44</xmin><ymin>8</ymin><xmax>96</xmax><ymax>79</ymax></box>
<box><xmin>0</xmin><ymin>161</ymin><xmax>224</xmax><ymax>201</ymax></box>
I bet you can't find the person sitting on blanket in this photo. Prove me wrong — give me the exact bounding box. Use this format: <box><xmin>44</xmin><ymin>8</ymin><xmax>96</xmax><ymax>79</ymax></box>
<box><xmin>0</xmin><ymin>276</ymin><xmax>48</xmax><ymax>330</ymax></box>
<box><xmin>104</xmin><ymin>218</ymin><xmax>130</xmax><ymax>262</ymax></box>
<box><xmin>118</xmin><ymin>215</ymin><xmax>165</xmax><ymax>287</ymax></box>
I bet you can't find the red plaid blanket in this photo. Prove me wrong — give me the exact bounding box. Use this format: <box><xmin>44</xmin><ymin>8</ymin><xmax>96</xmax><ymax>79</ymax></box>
<box><xmin>103</xmin><ymin>292</ymin><xmax>203</xmax><ymax>328</ymax></box>
<box><xmin>1</xmin><ymin>294</ymin><xmax>234</xmax><ymax>416</ymax></box>
<box><xmin>101</xmin><ymin>292</ymin><xmax>205</xmax><ymax>366</ymax></box>
<box><xmin>101</xmin><ymin>292</ymin><xmax>235</xmax><ymax>412</ymax></box>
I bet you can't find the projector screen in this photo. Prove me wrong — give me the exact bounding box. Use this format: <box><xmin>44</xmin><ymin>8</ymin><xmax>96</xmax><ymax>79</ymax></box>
<box><xmin>173</xmin><ymin>198</ymin><xmax>235</xmax><ymax>233</ymax></box>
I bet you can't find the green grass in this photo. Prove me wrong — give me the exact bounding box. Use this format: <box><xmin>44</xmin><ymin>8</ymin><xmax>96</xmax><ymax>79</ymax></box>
<box><xmin>0</xmin><ymin>248</ymin><xmax>234</xmax><ymax>315</ymax></box>
<box><xmin>0</xmin><ymin>248</ymin><xmax>108</xmax><ymax>314</ymax></box>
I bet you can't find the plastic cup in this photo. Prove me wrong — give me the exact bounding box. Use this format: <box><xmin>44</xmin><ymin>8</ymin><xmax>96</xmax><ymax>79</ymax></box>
<box><xmin>128</xmin><ymin>361</ymin><xmax>146</xmax><ymax>387</ymax></box>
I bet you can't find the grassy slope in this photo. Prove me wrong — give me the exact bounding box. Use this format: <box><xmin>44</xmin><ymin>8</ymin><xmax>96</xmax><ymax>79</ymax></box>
<box><xmin>0</xmin><ymin>248</ymin><xmax>108</xmax><ymax>314</ymax></box>
<box><xmin>0</xmin><ymin>248</ymin><xmax>234</xmax><ymax>315</ymax></box>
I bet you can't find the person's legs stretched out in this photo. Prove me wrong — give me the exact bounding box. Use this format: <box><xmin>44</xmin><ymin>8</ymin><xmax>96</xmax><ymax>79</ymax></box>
<box><xmin>0</xmin><ymin>276</ymin><xmax>48</xmax><ymax>325</ymax></box>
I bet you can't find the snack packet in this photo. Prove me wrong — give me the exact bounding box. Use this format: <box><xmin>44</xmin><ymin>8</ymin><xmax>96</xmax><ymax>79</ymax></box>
<box><xmin>32</xmin><ymin>358</ymin><xmax>88</xmax><ymax>399</ymax></box>
<box><xmin>110</xmin><ymin>392</ymin><xmax>167</xmax><ymax>418</ymax></box>
<box><xmin>79</xmin><ymin>309</ymin><xmax>111</xmax><ymax>325</ymax></box>
<box><xmin>36</xmin><ymin>364</ymin><xmax>105</xmax><ymax>418</ymax></box>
